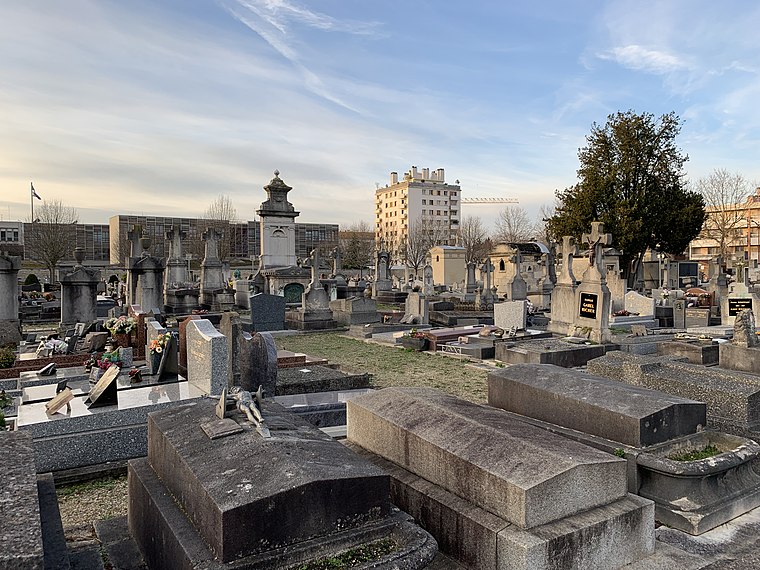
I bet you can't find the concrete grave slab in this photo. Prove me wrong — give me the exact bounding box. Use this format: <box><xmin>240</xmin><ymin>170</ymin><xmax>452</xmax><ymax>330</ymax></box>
<box><xmin>488</xmin><ymin>364</ymin><xmax>706</xmax><ymax>447</ymax></box>
<box><xmin>347</xmin><ymin>387</ymin><xmax>627</xmax><ymax>529</ymax></box>
<box><xmin>495</xmin><ymin>337</ymin><xmax>606</xmax><ymax>368</ymax></box>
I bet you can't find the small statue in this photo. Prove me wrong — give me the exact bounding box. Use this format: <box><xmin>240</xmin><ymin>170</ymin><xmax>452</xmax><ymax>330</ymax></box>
<box><xmin>228</xmin><ymin>385</ymin><xmax>271</xmax><ymax>438</ymax></box>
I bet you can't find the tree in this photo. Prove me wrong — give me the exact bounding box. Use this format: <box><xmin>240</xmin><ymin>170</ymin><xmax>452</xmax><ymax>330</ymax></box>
<box><xmin>494</xmin><ymin>206</ymin><xmax>538</xmax><ymax>243</ymax></box>
<box><xmin>339</xmin><ymin>221</ymin><xmax>374</xmax><ymax>272</ymax></box>
<box><xmin>25</xmin><ymin>199</ymin><xmax>78</xmax><ymax>281</ymax></box>
<box><xmin>194</xmin><ymin>195</ymin><xmax>239</xmax><ymax>262</ymax></box>
<box><xmin>547</xmin><ymin>110</ymin><xmax>705</xmax><ymax>285</ymax></box>
<box><xmin>457</xmin><ymin>215</ymin><xmax>490</xmax><ymax>263</ymax></box>
<box><xmin>695</xmin><ymin>169</ymin><xmax>751</xmax><ymax>260</ymax></box>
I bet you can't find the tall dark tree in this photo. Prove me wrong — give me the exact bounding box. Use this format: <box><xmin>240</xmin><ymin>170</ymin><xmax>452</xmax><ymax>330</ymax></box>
<box><xmin>547</xmin><ymin>110</ymin><xmax>705</xmax><ymax>285</ymax></box>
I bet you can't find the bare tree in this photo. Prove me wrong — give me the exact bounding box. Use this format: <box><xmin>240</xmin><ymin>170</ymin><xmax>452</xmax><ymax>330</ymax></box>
<box><xmin>402</xmin><ymin>217</ymin><xmax>433</xmax><ymax>276</ymax></box>
<box><xmin>193</xmin><ymin>195</ymin><xmax>240</xmax><ymax>262</ymax></box>
<box><xmin>339</xmin><ymin>221</ymin><xmax>374</xmax><ymax>272</ymax></box>
<box><xmin>458</xmin><ymin>215</ymin><xmax>490</xmax><ymax>263</ymax></box>
<box><xmin>695</xmin><ymin>169</ymin><xmax>751</xmax><ymax>260</ymax></box>
<box><xmin>532</xmin><ymin>204</ymin><xmax>556</xmax><ymax>248</ymax></box>
<box><xmin>495</xmin><ymin>205</ymin><xmax>537</xmax><ymax>243</ymax></box>
<box><xmin>25</xmin><ymin>199</ymin><xmax>78</xmax><ymax>280</ymax></box>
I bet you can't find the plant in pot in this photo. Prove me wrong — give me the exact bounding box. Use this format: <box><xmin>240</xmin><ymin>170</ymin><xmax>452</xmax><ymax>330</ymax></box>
<box><xmin>0</xmin><ymin>347</ymin><xmax>16</xmax><ymax>369</ymax></box>
<box><xmin>400</xmin><ymin>328</ymin><xmax>428</xmax><ymax>351</ymax></box>
<box><xmin>105</xmin><ymin>315</ymin><xmax>137</xmax><ymax>347</ymax></box>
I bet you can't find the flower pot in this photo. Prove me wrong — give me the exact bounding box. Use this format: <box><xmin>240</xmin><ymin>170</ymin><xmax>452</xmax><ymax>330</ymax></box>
<box><xmin>400</xmin><ymin>337</ymin><xmax>428</xmax><ymax>351</ymax></box>
<box><xmin>150</xmin><ymin>352</ymin><xmax>162</xmax><ymax>375</ymax></box>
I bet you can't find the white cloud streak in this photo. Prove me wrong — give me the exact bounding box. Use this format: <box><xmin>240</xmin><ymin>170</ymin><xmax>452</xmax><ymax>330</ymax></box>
<box><xmin>598</xmin><ymin>44</ymin><xmax>688</xmax><ymax>74</ymax></box>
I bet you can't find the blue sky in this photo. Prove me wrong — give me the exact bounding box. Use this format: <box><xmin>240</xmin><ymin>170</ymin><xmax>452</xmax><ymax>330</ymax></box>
<box><xmin>1</xmin><ymin>1</ymin><xmax>759</xmax><ymax>232</ymax></box>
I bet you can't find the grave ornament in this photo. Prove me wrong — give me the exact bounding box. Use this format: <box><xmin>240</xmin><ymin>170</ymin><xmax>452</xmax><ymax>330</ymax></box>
<box><xmin>230</xmin><ymin>385</ymin><xmax>271</xmax><ymax>438</ymax></box>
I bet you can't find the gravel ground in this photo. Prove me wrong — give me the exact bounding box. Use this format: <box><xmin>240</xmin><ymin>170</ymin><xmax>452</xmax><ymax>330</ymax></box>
<box><xmin>57</xmin><ymin>332</ymin><xmax>489</xmax><ymax>531</ymax></box>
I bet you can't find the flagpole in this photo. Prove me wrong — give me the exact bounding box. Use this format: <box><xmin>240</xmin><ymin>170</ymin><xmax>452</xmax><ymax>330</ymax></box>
<box><xmin>30</xmin><ymin>182</ymin><xmax>34</xmax><ymax>222</ymax></box>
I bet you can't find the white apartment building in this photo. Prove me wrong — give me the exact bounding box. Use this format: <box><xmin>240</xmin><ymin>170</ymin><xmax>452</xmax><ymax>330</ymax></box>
<box><xmin>375</xmin><ymin>166</ymin><xmax>461</xmax><ymax>262</ymax></box>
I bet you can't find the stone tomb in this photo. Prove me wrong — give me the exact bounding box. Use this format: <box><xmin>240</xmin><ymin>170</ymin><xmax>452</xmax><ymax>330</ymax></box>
<box><xmin>587</xmin><ymin>352</ymin><xmax>760</xmax><ymax>438</ymax></box>
<box><xmin>329</xmin><ymin>295</ymin><xmax>380</xmax><ymax>326</ymax></box>
<box><xmin>487</xmin><ymin>364</ymin><xmax>760</xmax><ymax>535</ymax></box>
<box><xmin>495</xmin><ymin>337</ymin><xmax>606</xmax><ymax>368</ymax></box>
<box><xmin>128</xmin><ymin>399</ymin><xmax>436</xmax><ymax>569</ymax></box>
<box><xmin>347</xmin><ymin>387</ymin><xmax>654</xmax><ymax>570</ymax></box>
<box><xmin>488</xmin><ymin>364</ymin><xmax>706</xmax><ymax>448</ymax></box>
<box><xmin>493</xmin><ymin>299</ymin><xmax>527</xmax><ymax>331</ymax></box>
<box><xmin>657</xmin><ymin>339</ymin><xmax>719</xmax><ymax>365</ymax></box>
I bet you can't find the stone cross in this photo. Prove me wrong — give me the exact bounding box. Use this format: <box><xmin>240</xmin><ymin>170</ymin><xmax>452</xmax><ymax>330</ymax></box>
<box><xmin>558</xmin><ymin>236</ymin><xmax>578</xmax><ymax>285</ymax></box>
<box><xmin>203</xmin><ymin>228</ymin><xmax>221</xmax><ymax>262</ymax></box>
<box><xmin>331</xmin><ymin>247</ymin><xmax>341</xmax><ymax>275</ymax></box>
<box><xmin>127</xmin><ymin>225</ymin><xmax>143</xmax><ymax>258</ymax></box>
<box><xmin>308</xmin><ymin>248</ymin><xmax>320</xmax><ymax>286</ymax></box>
<box><xmin>166</xmin><ymin>227</ymin><xmax>185</xmax><ymax>261</ymax></box>
<box><xmin>582</xmin><ymin>222</ymin><xmax>613</xmax><ymax>276</ymax></box>
<box><xmin>481</xmin><ymin>259</ymin><xmax>495</xmax><ymax>292</ymax></box>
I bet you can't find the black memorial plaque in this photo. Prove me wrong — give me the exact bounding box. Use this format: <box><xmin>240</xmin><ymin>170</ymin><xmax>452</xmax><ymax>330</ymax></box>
<box><xmin>579</xmin><ymin>292</ymin><xmax>598</xmax><ymax>319</ymax></box>
<box><xmin>728</xmin><ymin>298</ymin><xmax>753</xmax><ymax>317</ymax></box>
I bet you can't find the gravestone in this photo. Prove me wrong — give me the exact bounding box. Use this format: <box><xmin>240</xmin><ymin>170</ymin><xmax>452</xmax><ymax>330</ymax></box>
<box><xmin>163</xmin><ymin>226</ymin><xmax>199</xmax><ymax>313</ymax></box>
<box><xmin>721</xmin><ymin>281</ymin><xmax>760</xmax><ymax>326</ymax></box>
<box><xmin>673</xmin><ymin>298</ymin><xmax>687</xmax><ymax>329</ymax></box>
<box><xmin>60</xmin><ymin>247</ymin><xmax>101</xmax><ymax>326</ymax></box>
<box><xmin>500</xmin><ymin>248</ymin><xmax>527</xmax><ymax>301</ymax></box>
<box><xmin>186</xmin><ymin>318</ymin><xmax>228</xmax><ymax>395</ymax></box>
<box><xmin>220</xmin><ymin>312</ymin><xmax>243</xmax><ymax>388</ymax></box>
<box><xmin>289</xmin><ymin>249</ymin><xmax>335</xmax><ymax>330</ymax></box>
<box><xmin>145</xmin><ymin>319</ymin><xmax>167</xmax><ymax>374</ymax></box>
<box><xmin>624</xmin><ymin>290</ymin><xmax>655</xmax><ymax>316</ymax></box>
<box><xmin>178</xmin><ymin>315</ymin><xmax>201</xmax><ymax>377</ymax></box>
<box><xmin>547</xmin><ymin>236</ymin><xmax>578</xmax><ymax>335</ymax></box>
<box><xmin>685</xmin><ymin>307</ymin><xmax>710</xmax><ymax>328</ymax></box>
<box><xmin>129</xmin><ymin>240</ymin><xmax>165</xmax><ymax>313</ymax></box>
<box><xmin>423</xmin><ymin>263</ymin><xmax>434</xmax><ymax>296</ymax></box>
<box><xmin>243</xmin><ymin>332</ymin><xmax>278</xmax><ymax>397</ymax></box>
<box><xmin>493</xmin><ymin>300</ymin><xmax>527</xmax><ymax>331</ymax></box>
<box><xmin>719</xmin><ymin>309</ymin><xmax>760</xmax><ymax>375</ymax></box>
<box><xmin>402</xmin><ymin>291</ymin><xmax>428</xmax><ymax>324</ymax></box>
<box><xmin>571</xmin><ymin>222</ymin><xmax>613</xmax><ymax>343</ymax></box>
<box><xmin>465</xmin><ymin>261</ymin><xmax>477</xmax><ymax>297</ymax></box>
<box><xmin>372</xmin><ymin>249</ymin><xmax>392</xmax><ymax>296</ymax></box>
<box><xmin>249</xmin><ymin>293</ymin><xmax>286</xmax><ymax>331</ymax></box>
<box><xmin>199</xmin><ymin>228</ymin><xmax>233</xmax><ymax>311</ymax></box>
<box><xmin>0</xmin><ymin>253</ymin><xmax>22</xmax><ymax>345</ymax></box>
<box><xmin>329</xmin><ymin>296</ymin><xmax>380</xmax><ymax>326</ymax></box>
<box><xmin>234</xmin><ymin>279</ymin><xmax>251</xmax><ymax>309</ymax></box>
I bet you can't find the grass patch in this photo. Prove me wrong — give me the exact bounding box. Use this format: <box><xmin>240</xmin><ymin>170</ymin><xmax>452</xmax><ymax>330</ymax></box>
<box><xmin>57</xmin><ymin>475</ymin><xmax>124</xmax><ymax>498</ymax></box>
<box><xmin>275</xmin><ymin>333</ymin><xmax>488</xmax><ymax>403</ymax></box>
<box><xmin>668</xmin><ymin>444</ymin><xmax>721</xmax><ymax>462</ymax></box>
<box><xmin>296</xmin><ymin>538</ymin><xmax>396</xmax><ymax>569</ymax></box>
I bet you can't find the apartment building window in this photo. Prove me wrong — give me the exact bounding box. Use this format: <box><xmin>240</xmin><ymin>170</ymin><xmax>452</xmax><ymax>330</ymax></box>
<box><xmin>422</xmin><ymin>199</ymin><xmax>426</xmax><ymax>205</ymax></box>
<box><xmin>451</xmin><ymin>192</ymin><xmax>457</xmax><ymax>197</ymax></box>
<box><xmin>436</xmin><ymin>210</ymin><xmax>441</xmax><ymax>216</ymax></box>
<box><xmin>444</xmin><ymin>191</ymin><xmax>448</xmax><ymax>196</ymax></box>
<box><xmin>422</xmin><ymin>189</ymin><xmax>427</xmax><ymax>195</ymax></box>
<box><xmin>451</xmin><ymin>210</ymin><xmax>457</xmax><ymax>216</ymax></box>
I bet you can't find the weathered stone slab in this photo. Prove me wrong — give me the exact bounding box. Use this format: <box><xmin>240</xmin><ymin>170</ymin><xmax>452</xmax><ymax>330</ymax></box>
<box><xmin>242</xmin><ymin>331</ymin><xmax>277</xmax><ymax>396</ymax></box>
<box><xmin>185</xmin><ymin>318</ymin><xmax>227</xmax><ymax>396</ymax></box>
<box><xmin>488</xmin><ymin>364</ymin><xmax>706</xmax><ymax>447</ymax></box>
<box><xmin>657</xmin><ymin>340</ymin><xmax>719</xmax><ymax>365</ymax></box>
<box><xmin>0</xmin><ymin>432</ymin><xmax>44</xmax><ymax>570</ymax></box>
<box><xmin>495</xmin><ymin>337</ymin><xmax>606</xmax><ymax>368</ymax></box>
<box><xmin>719</xmin><ymin>343</ymin><xmax>760</xmax><ymax>375</ymax></box>
<box><xmin>145</xmin><ymin>399</ymin><xmax>390</xmax><ymax>563</ymax></box>
<box><xmin>587</xmin><ymin>352</ymin><xmax>760</xmax><ymax>435</ymax></box>
<box><xmin>348</xmin><ymin>441</ymin><xmax>654</xmax><ymax>570</ymax></box>
<box><xmin>625</xmin><ymin>290</ymin><xmax>655</xmax><ymax>316</ymax></box>
<box><xmin>493</xmin><ymin>300</ymin><xmax>527</xmax><ymax>331</ymax></box>
<box><xmin>347</xmin><ymin>387</ymin><xmax>627</xmax><ymax>529</ymax></box>
<box><xmin>249</xmin><ymin>293</ymin><xmax>286</xmax><ymax>332</ymax></box>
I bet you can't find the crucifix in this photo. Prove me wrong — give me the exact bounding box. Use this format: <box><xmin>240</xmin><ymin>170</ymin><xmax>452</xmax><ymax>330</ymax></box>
<box><xmin>582</xmin><ymin>222</ymin><xmax>613</xmax><ymax>277</ymax></box>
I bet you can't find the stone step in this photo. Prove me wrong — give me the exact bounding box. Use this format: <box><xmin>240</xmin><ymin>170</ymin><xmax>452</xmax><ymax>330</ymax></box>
<box><xmin>347</xmin><ymin>387</ymin><xmax>628</xmax><ymax>530</ymax></box>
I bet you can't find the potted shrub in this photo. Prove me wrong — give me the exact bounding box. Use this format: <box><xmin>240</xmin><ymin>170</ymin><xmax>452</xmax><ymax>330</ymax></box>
<box><xmin>105</xmin><ymin>316</ymin><xmax>137</xmax><ymax>347</ymax></box>
<box><xmin>0</xmin><ymin>347</ymin><xmax>15</xmax><ymax>369</ymax></box>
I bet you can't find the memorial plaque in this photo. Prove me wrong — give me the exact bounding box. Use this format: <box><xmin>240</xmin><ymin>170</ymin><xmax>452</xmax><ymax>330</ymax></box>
<box><xmin>728</xmin><ymin>298</ymin><xmax>753</xmax><ymax>317</ymax></box>
<box><xmin>85</xmin><ymin>365</ymin><xmax>119</xmax><ymax>408</ymax></box>
<box><xmin>45</xmin><ymin>387</ymin><xmax>74</xmax><ymax>415</ymax></box>
<box><xmin>55</xmin><ymin>380</ymin><xmax>68</xmax><ymax>394</ymax></box>
<box><xmin>685</xmin><ymin>308</ymin><xmax>710</xmax><ymax>327</ymax></box>
<box><xmin>88</xmin><ymin>367</ymin><xmax>102</xmax><ymax>385</ymax></box>
<box><xmin>579</xmin><ymin>292</ymin><xmax>598</xmax><ymax>319</ymax></box>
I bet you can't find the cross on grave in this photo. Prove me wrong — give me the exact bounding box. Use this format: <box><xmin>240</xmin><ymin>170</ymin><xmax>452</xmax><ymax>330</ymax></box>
<box><xmin>308</xmin><ymin>248</ymin><xmax>321</xmax><ymax>286</ymax></box>
<box><xmin>582</xmin><ymin>222</ymin><xmax>613</xmax><ymax>276</ymax></box>
<box><xmin>481</xmin><ymin>259</ymin><xmax>495</xmax><ymax>291</ymax></box>
<box><xmin>735</xmin><ymin>258</ymin><xmax>747</xmax><ymax>285</ymax></box>
<box><xmin>558</xmin><ymin>236</ymin><xmax>579</xmax><ymax>284</ymax></box>
<box><xmin>203</xmin><ymin>228</ymin><xmax>221</xmax><ymax>261</ymax></box>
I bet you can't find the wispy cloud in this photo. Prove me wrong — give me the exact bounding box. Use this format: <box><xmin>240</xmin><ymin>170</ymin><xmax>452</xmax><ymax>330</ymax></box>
<box><xmin>218</xmin><ymin>0</ymin><xmax>381</xmax><ymax>112</ymax></box>
<box><xmin>597</xmin><ymin>44</ymin><xmax>688</xmax><ymax>74</ymax></box>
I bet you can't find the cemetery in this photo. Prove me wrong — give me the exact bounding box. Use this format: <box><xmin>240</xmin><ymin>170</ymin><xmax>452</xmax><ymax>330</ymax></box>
<box><xmin>5</xmin><ymin>205</ymin><xmax>760</xmax><ymax>570</ymax></box>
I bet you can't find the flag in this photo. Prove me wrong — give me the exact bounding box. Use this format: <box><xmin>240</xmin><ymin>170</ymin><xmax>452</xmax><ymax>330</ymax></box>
<box><xmin>31</xmin><ymin>182</ymin><xmax>41</xmax><ymax>200</ymax></box>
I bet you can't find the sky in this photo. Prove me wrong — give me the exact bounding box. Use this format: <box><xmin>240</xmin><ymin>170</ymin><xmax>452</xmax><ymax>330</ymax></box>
<box><xmin>1</xmin><ymin>1</ymin><xmax>759</xmax><ymax>234</ymax></box>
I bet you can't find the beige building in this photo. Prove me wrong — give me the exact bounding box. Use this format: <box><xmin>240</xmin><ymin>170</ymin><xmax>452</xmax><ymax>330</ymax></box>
<box><xmin>430</xmin><ymin>245</ymin><xmax>465</xmax><ymax>286</ymax></box>
<box><xmin>375</xmin><ymin>166</ymin><xmax>461</xmax><ymax>263</ymax></box>
<box><xmin>689</xmin><ymin>187</ymin><xmax>760</xmax><ymax>271</ymax></box>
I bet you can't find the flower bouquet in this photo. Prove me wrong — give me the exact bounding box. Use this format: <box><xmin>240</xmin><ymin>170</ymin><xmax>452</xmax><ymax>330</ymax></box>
<box><xmin>96</xmin><ymin>349</ymin><xmax>122</xmax><ymax>370</ymax></box>
<box><xmin>400</xmin><ymin>328</ymin><xmax>428</xmax><ymax>351</ymax></box>
<box><xmin>105</xmin><ymin>316</ymin><xmax>136</xmax><ymax>335</ymax></box>
<box><xmin>149</xmin><ymin>332</ymin><xmax>172</xmax><ymax>355</ymax></box>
